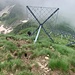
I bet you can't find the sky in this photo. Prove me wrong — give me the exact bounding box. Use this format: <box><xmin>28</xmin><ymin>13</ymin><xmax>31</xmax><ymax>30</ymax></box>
<box><xmin>0</xmin><ymin>0</ymin><xmax>75</xmax><ymax>26</ymax></box>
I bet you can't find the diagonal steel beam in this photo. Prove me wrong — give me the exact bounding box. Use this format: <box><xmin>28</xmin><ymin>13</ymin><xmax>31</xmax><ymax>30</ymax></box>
<box><xmin>31</xmin><ymin>25</ymin><xmax>40</xmax><ymax>35</ymax></box>
<box><xmin>26</xmin><ymin>6</ymin><xmax>40</xmax><ymax>25</ymax></box>
<box><xmin>42</xmin><ymin>8</ymin><xmax>59</xmax><ymax>25</ymax></box>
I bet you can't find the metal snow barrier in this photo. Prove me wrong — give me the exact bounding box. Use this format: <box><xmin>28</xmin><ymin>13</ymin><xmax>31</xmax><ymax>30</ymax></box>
<box><xmin>26</xmin><ymin>6</ymin><xmax>59</xmax><ymax>43</ymax></box>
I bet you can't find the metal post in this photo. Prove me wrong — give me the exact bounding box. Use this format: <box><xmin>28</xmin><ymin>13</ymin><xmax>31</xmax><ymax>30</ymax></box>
<box><xmin>34</xmin><ymin>25</ymin><xmax>42</xmax><ymax>43</ymax></box>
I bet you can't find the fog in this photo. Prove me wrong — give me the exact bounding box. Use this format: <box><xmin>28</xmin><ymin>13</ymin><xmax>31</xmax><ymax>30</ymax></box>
<box><xmin>0</xmin><ymin>0</ymin><xmax>75</xmax><ymax>26</ymax></box>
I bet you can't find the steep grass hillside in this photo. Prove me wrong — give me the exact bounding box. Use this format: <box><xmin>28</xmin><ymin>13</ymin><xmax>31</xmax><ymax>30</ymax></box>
<box><xmin>0</xmin><ymin>29</ymin><xmax>75</xmax><ymax>75</ymax></box>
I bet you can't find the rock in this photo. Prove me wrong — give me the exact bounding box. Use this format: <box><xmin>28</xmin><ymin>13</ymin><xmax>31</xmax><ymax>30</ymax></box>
<box><xmin>45</xmin><ymin>57</ymin><xmax>49</xmax><ymax>60</ymax></box>
<box><xmin>44</xmin><ymin>63</ymin><xmax>48</xmax><ymax>67</ymax></box>
<box><xmin>42</xmin><ymin>59</ymin><xmax>46</xmax><ymax>62</ymax></box>
<box><xmin>41</xmin><ymin>66</ymin><xmax>45</xmax><ymax>69</ymax></box>
<box><xmin>1</xmin><ymin>61</ymin><xmax>4</xmax><ymax>64</ymax></box>
<box><xmin>10</xmin><ymin>73</ymin><xmax>13</xmax><ymax>75</ymax></box>
<box><xmin>37</xmin><ymin>62</ymin><xmax>44</xmax><ymax>69</ymax></box>
<box><xmin>52</xmin><ymin>48</ymin><xmax>55</xmax><ymax>51</ymax></box>
<box><xmin>47</xmin><ymin>70</ymin><xmax>50</xmax><ymax>72</ymax></box>
<box><xmin>44</xmin><ymin>67</ymin><xmax>48</xmax><ymax>70</ymax></box>
<box><xmin>47</xmin><ymin>55</ymin><xmax>49</xmax><ymax>57</ymax></box>
<box><xmin>31</xmin><ymin>63</ymin><xmax>35</xmax><ymax>67</ymax></box>
<box><xmin>50</xmin><ymin>46</ymin><xmax>53</xmax><ymax>49</ymax></box>
<box><xmin>45</xmin><ymin>71</ymin><xmax>48</xmax><ymax>73</ymax></box>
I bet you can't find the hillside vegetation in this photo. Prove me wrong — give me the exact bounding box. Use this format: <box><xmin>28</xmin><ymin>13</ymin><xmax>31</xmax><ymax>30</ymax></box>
<box><xmin>0</xmin><ymin>28</ymin><xmax>75</xmax><ymax>75</ymax></box>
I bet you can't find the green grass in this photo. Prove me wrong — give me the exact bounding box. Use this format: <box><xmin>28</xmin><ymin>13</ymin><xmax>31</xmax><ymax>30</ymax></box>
<box><xmin>0</xmin><ymin>32</ymin><xmax>75</xmax><ymax>75</ymax></box>
<box><xmin>17</xmin><ymin>70</ymin><xmax>33</xmax><ymax>75</ymax></box>
<box><xmin>48</xmin><ymin>57</ymin><xmax>69</xmax><ymax>71</ymax></box>
<box><xmin>4</xmin><ymin>41</ymin><xmax>18</xmax><ymax>53</ymax></box>
<box><xmin>31</xmin><ymin>48</ymin><xmax>51</xmax><ymax>59</ymax></box>
<box><xmin>70</xmin><ymin>55</ymin><xmax>75</xmax><ymax>67</ymax></box>
<box><xmin>53</xmin><ymin>44</ymin><xmax>75</xmax><ymax>55</ymax></box>
<box><xmin>0</xmin><ymin>59</ymin><xmax>22</xmax><ymax>71</ymax></box>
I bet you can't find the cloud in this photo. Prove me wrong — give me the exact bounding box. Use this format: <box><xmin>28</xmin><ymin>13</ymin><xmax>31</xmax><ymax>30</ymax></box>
<box><xmin>0</xmin><ymin>0</ymin><xmax>75</xmax><ymax>26</ymax></box>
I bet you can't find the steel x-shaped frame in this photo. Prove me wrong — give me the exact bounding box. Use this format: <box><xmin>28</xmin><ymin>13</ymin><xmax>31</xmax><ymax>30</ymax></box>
<box><xmin>26</xmin><ymin>6</ymin><xmax>59</xmax><ymax>43</ymax></box>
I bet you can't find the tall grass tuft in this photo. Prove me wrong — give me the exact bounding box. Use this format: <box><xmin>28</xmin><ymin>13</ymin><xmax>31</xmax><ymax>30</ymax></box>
<box><xmin>17</xmin><ymin>70</ymin><xmax>33</xmax><ymax>75</ymax></box>
<box><xmin>48</xmin><ymin>57</ymin><xmax>69</xmax><ymax>71</ymax></box>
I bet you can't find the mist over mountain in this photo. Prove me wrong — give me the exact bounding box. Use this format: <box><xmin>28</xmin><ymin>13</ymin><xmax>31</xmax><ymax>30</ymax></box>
<box><xmin>0</xmin><ymin>1</ymin><xmax>26</xmax><ymax>27</ymax></box>
<box><xmin>0</xmin><ymin>0</ymin><xmax>75</xmax><ymax>35</ymax></box>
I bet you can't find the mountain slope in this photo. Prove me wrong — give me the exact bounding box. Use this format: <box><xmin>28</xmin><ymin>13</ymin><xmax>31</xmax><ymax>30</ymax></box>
<box><xmin>0</xmin><ymin>4</ymin><xmax>26</xmax><ymax>27</ymax></box>
<box><xmin>0</xmin><ymin>31</ymin><xmax>75</xmax><ymax>75</ymax></box>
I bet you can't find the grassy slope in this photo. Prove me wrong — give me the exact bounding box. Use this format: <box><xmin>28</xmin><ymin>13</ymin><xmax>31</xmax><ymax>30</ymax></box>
<box><xmin>0</xmin><ymin>29</ymin><xmax>75</xmax><ymax>75</ymax></box>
